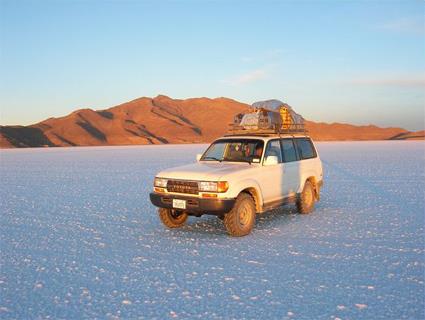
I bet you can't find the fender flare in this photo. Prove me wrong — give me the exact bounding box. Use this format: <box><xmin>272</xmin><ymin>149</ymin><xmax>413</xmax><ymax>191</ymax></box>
<box><xmin>298</xmin><ymin>173</ymin><xmax>320</xmax><ymax>198</ymax></box>
<box><xmin>231</xmin><ymin>179</ymin><xmax>264</xmax><ymax>213</ymax></box>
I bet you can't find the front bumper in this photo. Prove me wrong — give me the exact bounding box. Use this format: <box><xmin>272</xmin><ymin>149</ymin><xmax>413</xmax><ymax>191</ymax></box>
<box><xmin>149</xmin><ymin>192</ymin><xmax>235</xmax><ymax>216</ymax></box>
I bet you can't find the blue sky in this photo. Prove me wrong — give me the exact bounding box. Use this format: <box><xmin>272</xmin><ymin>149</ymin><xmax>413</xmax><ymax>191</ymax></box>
<box><xmin>1</xmin><ymin>0</ymin><xmax>424</xmax><ymax>130</ymax></box>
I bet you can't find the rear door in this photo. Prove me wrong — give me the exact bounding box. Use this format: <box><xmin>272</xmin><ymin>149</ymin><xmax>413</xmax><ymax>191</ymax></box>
<box><xmin>281</xmin><ymin>138</ymin><xmax>301</xmax><ymax>196</ymax></box>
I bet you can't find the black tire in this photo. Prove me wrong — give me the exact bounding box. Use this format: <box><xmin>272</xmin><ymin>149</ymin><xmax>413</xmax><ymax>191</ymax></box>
<box><xmin>296</xmin><ymin>180</ymin><xmax>315</xmax><ymax>214</ymax></box>
<box><xmin>223</xmin><ymin>193</ymin><xmax>255</xmax><ymax>237</ymax></box>
<box><xmin>158</xmin><ymin>208</ymin><xmax>188</xmax><ymax>228</ymax></box>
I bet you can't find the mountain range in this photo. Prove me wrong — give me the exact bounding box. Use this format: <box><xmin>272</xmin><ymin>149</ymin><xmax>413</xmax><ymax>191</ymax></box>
<box><xmin>1</xmin><ymin>95</ymin><xmax>423</xmax><ymax>148</ymax></box>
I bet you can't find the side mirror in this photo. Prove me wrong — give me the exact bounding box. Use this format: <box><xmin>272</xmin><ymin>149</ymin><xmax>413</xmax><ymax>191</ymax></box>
<box><xmin>264</xmin><ymin>155</ymin><xmax>278</xmax><ymax>166</ymax></box>
<box><xmin>196</xmin><ymin>154</ymin><xmax>202</xmax><ymax>161</ymax></box>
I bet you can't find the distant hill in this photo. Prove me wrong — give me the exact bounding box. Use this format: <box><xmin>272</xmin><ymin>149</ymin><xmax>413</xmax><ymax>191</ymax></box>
<box><xmin>304</xmin><ymin>121</ymin><xmax>423</xmax><ymax>141</ymax></box>
<box><xmin>1</xmin><ymin>95</ymin><xmax>423</xmax><ymax>148</ymax></box>
<box><xmin>386</xmin><ymin>130</ymin><xmax>425</xmax><ymax>140</ymax></box>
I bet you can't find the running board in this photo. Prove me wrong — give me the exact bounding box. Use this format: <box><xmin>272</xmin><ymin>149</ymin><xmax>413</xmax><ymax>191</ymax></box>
<box><xmin>260</xmin><ymin>195</ymin><xmax>298</xmax><ymax>213</ymax></box>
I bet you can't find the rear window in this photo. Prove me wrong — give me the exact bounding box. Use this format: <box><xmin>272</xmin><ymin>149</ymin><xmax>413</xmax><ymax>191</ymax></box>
<box><xmin>294</xmin><ymin>138</ymin><xmax>316</xmax><ymax>160</ymax></box>
<box><xmin>281</xmin><ymin>139</ymin><xmax>297</xmax><ymax>162</ymax></box>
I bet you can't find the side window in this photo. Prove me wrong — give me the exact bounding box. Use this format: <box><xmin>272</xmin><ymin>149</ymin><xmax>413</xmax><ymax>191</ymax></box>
<box><xmin>264</xmin><ymin>140</ymin><xmax>282</xmax><ymax>163</ymax></box>
<box><xmin>281</xmin><ymin>139</ymin><xmax>298</xmax><ymax>162</ymax></box>
<box><xmin>295</xmin><ymin>138</ymin><xmax>317</xmax><ymax>160</ymax></box>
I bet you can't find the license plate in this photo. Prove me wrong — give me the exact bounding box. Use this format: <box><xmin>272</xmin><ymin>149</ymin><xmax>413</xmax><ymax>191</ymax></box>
<box><xmin>172</xmin><ymin>199</ymin><xmax>186</xmax><ymax>209</ymax></box>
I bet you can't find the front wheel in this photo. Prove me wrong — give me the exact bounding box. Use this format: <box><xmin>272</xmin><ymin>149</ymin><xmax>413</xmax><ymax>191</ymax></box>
<box><xmin>223</xmin><ymin>193</ymin><xmax>256</xmax><ymax>237</ymax></box>
<box><xmin>296</xmin><ymin>180</ymin><xmax>315</xmax><ymax>214</ymax></box>
<box><xmin>158</xmin><ymin>208</ymin><xmax>188</xmax><ymax>228</ymax></box>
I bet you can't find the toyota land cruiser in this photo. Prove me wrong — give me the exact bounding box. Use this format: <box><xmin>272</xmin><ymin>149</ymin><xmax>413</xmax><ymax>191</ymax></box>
<box><xmin>149</xmin><ymin>133</ymin><xmax>323</xmax><ymax>236</ymax></box>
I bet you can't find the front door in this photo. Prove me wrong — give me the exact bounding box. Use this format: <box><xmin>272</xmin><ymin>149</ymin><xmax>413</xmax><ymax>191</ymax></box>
<box><xmin>259</xmin><ymin>139</ymin><xmax>284</xmax><ymax>203</ymax></box>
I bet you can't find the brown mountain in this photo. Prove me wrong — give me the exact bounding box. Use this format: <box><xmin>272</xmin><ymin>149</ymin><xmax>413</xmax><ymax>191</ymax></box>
<box><xmin>386</xmin><ymin>130</ymin><xmax>425</xmax><ymax>140</ymax></box>
<box><xmin>0</xmin><ymin>95</ymin><xmax>423</xmax><ymax>148</ymax></box>
<box><xmin>304</xmin><ymin>121</ymin><xmax>423</xmax><ymax>141</ymax></box>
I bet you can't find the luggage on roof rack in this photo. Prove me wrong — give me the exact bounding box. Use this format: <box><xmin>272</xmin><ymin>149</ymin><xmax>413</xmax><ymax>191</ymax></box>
<box><xmin>230</xmin><ymin>99</ymin><xmax>306</xmax><ymax>134</ymax></box>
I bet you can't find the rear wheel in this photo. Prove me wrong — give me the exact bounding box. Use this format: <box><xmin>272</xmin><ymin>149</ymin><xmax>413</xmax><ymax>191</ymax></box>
<box><xmin>158</xmin><ymin>208</ymin><xmax>188</xmax><ymax>228</ymax></box>
<box><xmin>296</xmin><ymin>180</ymin><xmax>315</xmax><ymax>214</ymax></box>
<box><xmin>223</xmin><ymin>193</ymin><xmax>255</xmax><ymax>236</ymax></box>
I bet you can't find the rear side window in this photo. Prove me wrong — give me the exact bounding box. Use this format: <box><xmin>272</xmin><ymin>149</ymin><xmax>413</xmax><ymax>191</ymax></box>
<box><xmin>295</xmin><ymin>138</ymin><xmax>317</xmax><ymax>160</ymax></box>
<box><xmin>281</xmin><ymin>139</ymin><xmax>298</xmax><ymax>162</ymax></box>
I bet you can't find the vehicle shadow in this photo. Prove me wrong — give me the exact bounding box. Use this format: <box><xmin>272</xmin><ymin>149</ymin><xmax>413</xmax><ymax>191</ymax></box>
<box><xmin>180</xmin><ymin>205</ymin><xmax>299</xmax><ymax>237</ymax></box>
<box><xmin>254</xmin><ymin>205</ymin><xmax>299</xmax><ymax>230</ymax></box>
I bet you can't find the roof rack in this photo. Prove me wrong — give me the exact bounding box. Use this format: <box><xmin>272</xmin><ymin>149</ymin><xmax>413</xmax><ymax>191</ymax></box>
<box><xmin>225</xmin><ymin>123</ymin><xmax>308</xmax><ymax>137</ymax></box>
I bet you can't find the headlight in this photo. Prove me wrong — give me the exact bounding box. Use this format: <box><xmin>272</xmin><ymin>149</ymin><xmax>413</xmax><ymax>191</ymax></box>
<box><xmin>199</xmin><ymin>181</ymin><xmax>217</xmax><ymax>192</ymax></box>
<box><xmin>154</xmin><ymin>177</ymin><xmax>168</xmax><ymax>188</ymax></box>
<box><xmin>199</xmin><ymin>181</ymin><xmax>229</xmax><ymax>193</ymax></box>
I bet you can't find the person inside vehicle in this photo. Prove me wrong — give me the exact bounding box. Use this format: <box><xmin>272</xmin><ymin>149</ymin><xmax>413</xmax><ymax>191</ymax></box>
<box><xmin>243</xmin><ymin>144</ymin><xmax>251</xmax><ymax>158</ymax></box>
<box><xmin>254</xmin><ymin>144</ymin><xmax>263</xmax><ymax>158</ymax></box>
<box><xmin>243</xmin><ymin>143</ymin><xmax>263</xmax><ymax>161</ymax></box>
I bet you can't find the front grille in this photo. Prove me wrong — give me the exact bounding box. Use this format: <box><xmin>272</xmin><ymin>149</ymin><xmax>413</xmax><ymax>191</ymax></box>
<box><xmin>167</xmin><ymin>180</ymin><xmax>199</xmax><ymax>195</ymax></box>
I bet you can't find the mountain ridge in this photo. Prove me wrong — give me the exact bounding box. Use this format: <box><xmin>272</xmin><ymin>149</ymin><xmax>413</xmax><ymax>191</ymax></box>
<box><xmin>1</xmin><ymin>95</ymin><xmax>423</xmax><ymax>148</ymax></box>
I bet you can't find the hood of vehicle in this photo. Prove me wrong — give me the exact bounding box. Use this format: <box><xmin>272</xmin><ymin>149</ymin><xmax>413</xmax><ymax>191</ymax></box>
<box><xmin>157</xmin><ymin>161</ymin><xmax>254</xmax><ymax>181</ymax></box>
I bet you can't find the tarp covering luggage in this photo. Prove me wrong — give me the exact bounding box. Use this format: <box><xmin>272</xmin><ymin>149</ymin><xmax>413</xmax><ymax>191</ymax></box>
<box><xmin>233</xmin><ymin>99</ymin><xmax>305</xmax><ymax>132</ymax></box>
<box><xmin>239</xmin><ymin>109</ymin><xmax>282</xmax><ymax>130</ymax></box>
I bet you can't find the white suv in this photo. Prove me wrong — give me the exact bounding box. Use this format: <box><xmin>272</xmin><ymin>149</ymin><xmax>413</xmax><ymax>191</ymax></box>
<box><xmin>150</xmin><ymin>134</ymin><xmax>323</xmax><ymax>236</ymax></box>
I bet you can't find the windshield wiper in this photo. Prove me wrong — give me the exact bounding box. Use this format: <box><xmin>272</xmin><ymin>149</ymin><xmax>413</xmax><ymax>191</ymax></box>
<box><xmin>242</xmin><ymin>159</ymin><xmax>253</xmax><ymax>165</ymax></box>
<box><xmin>222</xmin><ymin>158</ymin><xmax>253</xmax><ymax>164</ymax></box>
<box><xmin>202</xmin><ymin>156</ymin><xmax>223</xmax><ymax>162</ymax></box>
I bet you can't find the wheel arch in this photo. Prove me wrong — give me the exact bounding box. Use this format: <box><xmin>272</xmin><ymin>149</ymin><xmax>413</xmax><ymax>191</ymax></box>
<box><xmin>240</xmin><ymin>187</ymin><xmax>262</xmax><ymax>213</ymax></box>
<box><xmin>300</xmin><ymin>175</ymin><xmax>319</xmax><ymax>199</ymax></box>
<box><xmin>229</xmin><ymin>179</ymin><xmax>263</xmax><ymax>213</ymax></box>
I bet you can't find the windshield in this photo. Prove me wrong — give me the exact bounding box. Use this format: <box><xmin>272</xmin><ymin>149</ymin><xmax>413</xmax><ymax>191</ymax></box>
<box><xmin>201</xmin><ymin>139</ymin><xmax>264</xmax><ymax>163</ymax></box>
